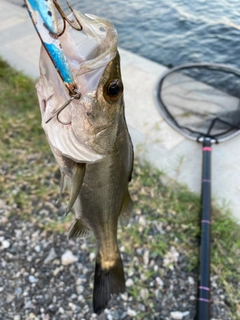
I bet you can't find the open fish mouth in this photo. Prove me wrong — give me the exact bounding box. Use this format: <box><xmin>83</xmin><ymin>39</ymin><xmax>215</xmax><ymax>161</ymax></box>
<box><xmin>25</xmin><ymin>0</ymin><xmax>119</xmax><ymax>116</ymax></box>
<box><xmin>70</xmin><ymin>11</ymin><xmax>118</xmax><ymax>76</ymax></box>
<box><xmin>25</xmin><ymin>0</ymin><xmax>118</xmax><ymax>93</ymax></box>
<box><xmin>31</xmin><ymin>1</ymin><xmax>121</xmax><ymax>163</ymax></box>
<box><xmin>38</xmin><ymin>8</ymin><xmax>119</xmax><ymax>99</ymax></box>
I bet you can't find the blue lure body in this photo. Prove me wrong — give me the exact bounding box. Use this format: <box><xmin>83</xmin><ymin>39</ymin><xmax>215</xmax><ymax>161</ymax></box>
<box><xmin>24</xmin><ymin>0</ymin><xmax>76</xmax><ymax>90</ymax></box>
<box><xmin>26</xmin><ymin>0</ymin><xmax>58</xmax><ymax>34</ymax></box>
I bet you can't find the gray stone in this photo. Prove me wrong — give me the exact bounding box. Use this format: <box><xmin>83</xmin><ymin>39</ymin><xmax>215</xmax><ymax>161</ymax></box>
<box><xmin>188</xmin><ymin>276</ymin><xmax>195</xmax><ymax>285</ymax></box>
<box><xmin>76</xmin><ymin>285</ymin><xmax>84</xmax><ymax>295</ymax></box>
<box><xmin>2</xmin><ymin>239</ymin><xmax>10</xmax><ymax>249</ymax></box>
<box><xmin>127</xmin><ymin>308</ymin><xmax>137</xmax><ymax>317</ymax></box>
<box><xmin>28</xmin><ymin>275</ymin><xmax>36</xmax><ymax>283</ymax></box>
<box><xmin>61</xmin><ymin>250</ymin><xmax>78</xmax><ymax>266</ymax></box>
<box><xmin>44</xmin><ymin>248</ymin><xmax>57</xmax><ymax>264</ymax></box>
<box><xmin>140</xmin><ymin>288</ymin><xmax>149</xmax><ymax>300</ymax></box>
<box><xmin>125</xmin><ymin>279</ymin><xmax>134</xmax><ymax>287</ymax></box>
<box><xmin>89</xmin><ymin>252</ymin><xmax>96</xmax><ymax>262</ymax></box>
<box><xmin>15</xmin><ymin>287</ymin><xmax>23</xmax><ymax>296</ymax></box>
<box><xmin>170</xmin><ymin>311</ymin><xmax>190</xmax><ymax>319</ymax></box>
<box><xmin>34</xmin><ymin>245</ymin><xmax>41</xmax><ymax>253</ymax></box>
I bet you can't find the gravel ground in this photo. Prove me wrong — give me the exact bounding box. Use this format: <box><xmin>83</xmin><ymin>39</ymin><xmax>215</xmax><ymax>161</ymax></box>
<box><xmin>0</xmin><ymin>200</ymin><xmax>232</xmax><ymax>320</ymax></box>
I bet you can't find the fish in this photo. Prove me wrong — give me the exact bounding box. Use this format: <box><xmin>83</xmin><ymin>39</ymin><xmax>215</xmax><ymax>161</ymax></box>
<box><xmin>34</xmin><ymin>4</ymin><xmax>134</xmax><ymax>315</ymax></box>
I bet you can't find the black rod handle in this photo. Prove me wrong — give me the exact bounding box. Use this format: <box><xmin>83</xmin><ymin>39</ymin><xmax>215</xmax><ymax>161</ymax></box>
<box><xmin>196</xmin><ymin>138</ymin><xmax>211</xmax><ymax>320</ymax></box>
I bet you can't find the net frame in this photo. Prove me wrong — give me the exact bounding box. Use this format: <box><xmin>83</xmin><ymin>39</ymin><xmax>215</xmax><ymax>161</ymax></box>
<box><xmin>154</xmin><ymin>63</ymin><xmax>240</xmax><ymax>143</ymax></box>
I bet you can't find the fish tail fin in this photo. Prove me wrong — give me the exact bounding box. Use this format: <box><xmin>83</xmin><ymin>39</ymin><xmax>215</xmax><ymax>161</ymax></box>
<box><xmin>93</xmin><ymin>254</ymin><xmax>125</xmax><ymax>315</ymax></box>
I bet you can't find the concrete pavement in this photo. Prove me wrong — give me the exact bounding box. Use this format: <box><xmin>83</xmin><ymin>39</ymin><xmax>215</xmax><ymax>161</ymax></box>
<box><xmin>1</xmin><ymin>1</ymin><xmax>240</xmax><ymax>221</ymax></box>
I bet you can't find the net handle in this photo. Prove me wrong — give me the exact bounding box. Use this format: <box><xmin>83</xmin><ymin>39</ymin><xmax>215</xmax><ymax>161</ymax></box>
<box><xmin>196</xmin><ymin>137</ymin><xmax>211</xmax><ymax>320</ymax></box>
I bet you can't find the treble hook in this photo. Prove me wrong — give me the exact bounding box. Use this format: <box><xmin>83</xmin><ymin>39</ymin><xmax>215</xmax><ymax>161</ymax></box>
<box><xmin>45</xmin><ymin>89</ymin><xmax>81</xmax><ymax>124</ymax></box>
<box><xmin>53</xmin><ymin>0</ymin><xmax>82</xmax><ymax>36</ymax></box>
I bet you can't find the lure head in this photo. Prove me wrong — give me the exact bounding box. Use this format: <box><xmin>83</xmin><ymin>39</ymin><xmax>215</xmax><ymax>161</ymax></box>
<box><xmin>36</xmin><ymin>11</ymin><xmax>125</xmax><ymax>163</ymax></box>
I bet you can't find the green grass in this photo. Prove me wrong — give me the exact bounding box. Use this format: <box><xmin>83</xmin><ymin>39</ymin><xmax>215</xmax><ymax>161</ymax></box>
<box><xmin>0</xmin><ymin>58</ymin><xmax>60</xmax><ymax>223</ymax></box>
<box><xmin>0</xmin><ymin>57</ymin><xmax>240</xmax><ymax>319</ymax></box>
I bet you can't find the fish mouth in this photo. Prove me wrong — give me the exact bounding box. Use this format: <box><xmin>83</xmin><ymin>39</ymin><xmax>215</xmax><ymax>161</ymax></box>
<box><xmin>59</xmin><ymin>11</ymin><xmax>118</xmax><ymax>77</ymax></box>
<box><xmin>37</xmin><ymin>8</ymin><xmax>120</xmax><ymax>162</ymax></box>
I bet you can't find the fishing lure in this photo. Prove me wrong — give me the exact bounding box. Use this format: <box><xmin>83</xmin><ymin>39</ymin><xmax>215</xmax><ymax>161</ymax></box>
<box><xmin>24</xmin><ymin>0</ymin><xmax>82</xmax><ymax>96</ymax></box>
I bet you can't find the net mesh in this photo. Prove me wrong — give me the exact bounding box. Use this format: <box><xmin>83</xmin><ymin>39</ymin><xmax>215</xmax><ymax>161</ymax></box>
<box><xmin>158</xmin><ymin>64</ymin><xmax>240</xmax><ymax>141</ymax></box>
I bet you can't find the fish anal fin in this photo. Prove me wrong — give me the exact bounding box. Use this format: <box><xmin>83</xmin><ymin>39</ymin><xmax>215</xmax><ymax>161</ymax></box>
<box><xmin>93</xmin><ymin>255</ymin><xmax>125</xmax><ymax>315</ymax></box>
<box><xmin>119</xmin><ymin>190</ymin><xmax>134</xmax><ymax>224</ymax></box>
<box><xmin>65</xmin><ymin>163</ymin><xmax>86</xmax><ymax>215</ymax></box>
<box><xmin>68</xmin><ymin>218</ymin><xmax>91</xmax><ymax>239</ymax></box>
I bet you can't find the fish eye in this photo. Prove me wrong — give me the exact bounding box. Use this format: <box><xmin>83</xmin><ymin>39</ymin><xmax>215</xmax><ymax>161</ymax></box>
<box><xmin>105</xmin><ymin>79</ymin><xmax>123</xmax><ymax>102</ymax></box>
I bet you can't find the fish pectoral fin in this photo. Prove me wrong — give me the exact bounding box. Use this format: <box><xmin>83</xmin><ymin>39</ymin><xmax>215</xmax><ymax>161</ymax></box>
<box><xmin>65</xmin><ymin>163</ymin><xmax>86</xmax><ymax>215</ymax></box>
<box><xmin>119</xmin><ymin>190</ymin><xmax>134</xmax><ymax>225</ymax></box>
<box><xmin>68</xmin><ymin>218</ymin><xmax>91</xmax><ymax>239</ymax></box>
<box><xmin>56</xmin><ymin>171</ymin><xmax>67</xmax><ymax>204</ymax></box>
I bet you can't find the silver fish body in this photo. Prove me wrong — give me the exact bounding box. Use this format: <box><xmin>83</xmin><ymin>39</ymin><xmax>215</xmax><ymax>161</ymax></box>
<box><xmin>36</xmin><ymin>9</ymin><xmax>133</xmax><ymax>315</ymax></box>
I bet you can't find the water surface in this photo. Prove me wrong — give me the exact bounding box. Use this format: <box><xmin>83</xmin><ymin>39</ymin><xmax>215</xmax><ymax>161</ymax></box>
<box><xmin>55</xmin><ymin>0</ymin><xmax>240</xmax><ymax>70</ymax></box>
<box><xmin>14</xmin><ymin>0</ymin><xmax>240</xmax><ymax>69</ymax></box>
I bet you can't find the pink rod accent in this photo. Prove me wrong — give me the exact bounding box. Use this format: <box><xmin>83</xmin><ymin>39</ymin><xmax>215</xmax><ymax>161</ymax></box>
<box><xmin>201</xmin><ymin>220</ymin><xmax>211</xmax><ymax>224</ymax></box>
<box><xmin>198</xmin><ymin>298</ymin><xmax>211</xmax><ymax>303</ymax></box>
<box><xmin>199</xmin><ymin>286</ymin><xmax>210</xmax><ymax>291</ymax></box>
<box><xmin>203</xmin><ymin>146</ymin><xmax>212</xmax><ymax>151</ymax></box>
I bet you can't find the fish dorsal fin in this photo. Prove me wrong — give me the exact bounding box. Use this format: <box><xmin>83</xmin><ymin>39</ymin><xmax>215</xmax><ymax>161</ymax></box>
<box><xmin>68</xmin><ymin>218</ymin><xmax>91</xmax><ymax>239</ymax></box>
<box><xmin>65</xmin><ymin>163</ymin><xmax>86</xmax><ymax>215</ymax></box>
<box><xmin>119</xmin><ymin>191</ymin><xmax>134</xmax><ymax>225</ymax></box>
